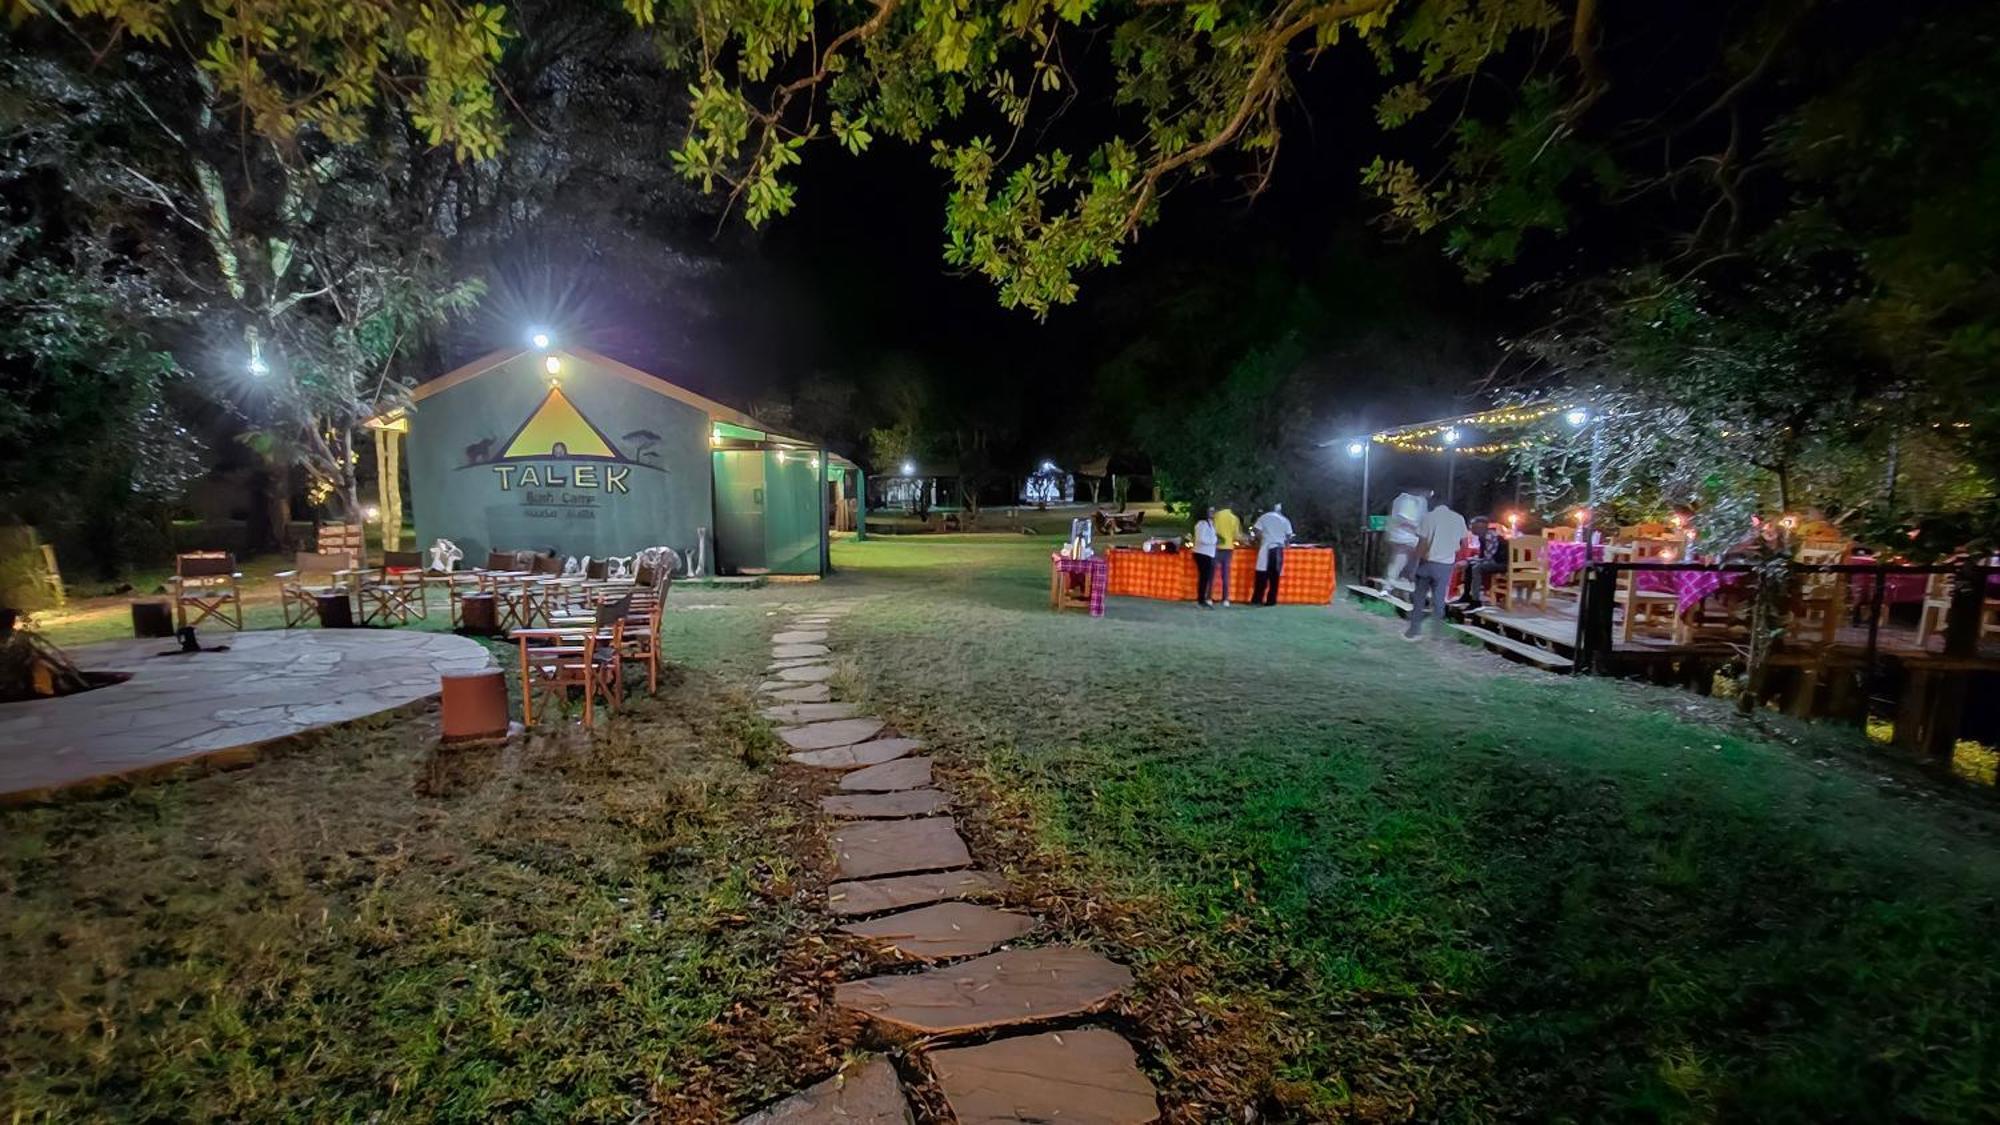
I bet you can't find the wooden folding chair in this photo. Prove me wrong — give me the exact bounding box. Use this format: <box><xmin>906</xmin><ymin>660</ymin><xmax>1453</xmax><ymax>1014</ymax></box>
<box><xmin>515</xmin><ymin>595</ymin><xmax>630</xmax><ymax>727</ymax></box>
<box><xmin>1497</xmin><ymin>534</ymin><xmax>1548</xmax><ymax>610</ymax></box>
<box><xmin>171</xmin><ymin>552</ymin><xmax>243</xmax><ymax>631</ymax></box>
<box><xmin>622</xmin><ymin>568</ymin><xmax>671</xmax><ymax>694</ymax></box>
<box><xmin>1787</xmin><ymin>540</ymin><xmax>1850</xmax><ymax>647</ymax></box>
<box><xmin>1611</xmin><ymin>545</ymin><xmax>1678</xmax><ymax>642</ymax></box>
<box><xmin>359</xmin><ymin>550</ymin><xmax>429</xmax><ymax>625</ymax></box>
<box><xmin>275</xmin><ymin>551</ymin><xmax>351</xmax><ymax>628</ymax></box>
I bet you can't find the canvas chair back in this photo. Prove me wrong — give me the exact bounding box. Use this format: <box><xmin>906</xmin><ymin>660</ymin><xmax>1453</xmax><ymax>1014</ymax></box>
<box><xmin>586</xmin><ymin>557</ymin><xmax>608</xmax><ymax>580</ymax></box>
<box><xmin>381</xmin><ymin>550</ymin><xmax>422</xmax><ymax>571</ymax></box>
<box><xmin>596</xmin><ymin>595</ymin><xmax>635</xmax><ymax>628</ymax></box>
<box><xmin>178</xmin><ymin>552</ymin><xmax>236</xmax><ymax>579</ymax></box>
<box><xmin>485</xmin><ymin>550</ymin><xmax>516</xmax><ymax>572</ymax></box>
<box><xmin>532</xmin><ymin>553</ymin><xmax>563</xmax><ymax>576</ymax></box>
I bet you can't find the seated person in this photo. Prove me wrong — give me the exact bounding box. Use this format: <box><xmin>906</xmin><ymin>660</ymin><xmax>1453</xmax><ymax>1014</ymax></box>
<box><xmin>1457</xmin><ymin>517</ymin><xmax>1508</xmax><ymax>607</ymax></box>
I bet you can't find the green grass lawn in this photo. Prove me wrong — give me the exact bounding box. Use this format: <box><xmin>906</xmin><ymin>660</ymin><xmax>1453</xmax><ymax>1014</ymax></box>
<box><xmin>0</xmin><ymin>597</ymin><xmax>852</xmax><ymax>1122</ymax></box>
<box><xmin>823</xmin><ymin>534</ymin><xmax>2000</xmax><ymax>1121</ymax></box>
<box><xmin>8</xmin><ymin>535</ymin><xmax>1998</xmax><ymax>1122</ymax></box>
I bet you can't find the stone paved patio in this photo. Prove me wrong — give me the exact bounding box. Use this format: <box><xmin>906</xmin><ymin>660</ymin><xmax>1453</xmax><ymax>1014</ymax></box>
<box><xmin>0</xmin><ymin>630</ymin><xmax>492</xmax><ymax>800</ymax></box>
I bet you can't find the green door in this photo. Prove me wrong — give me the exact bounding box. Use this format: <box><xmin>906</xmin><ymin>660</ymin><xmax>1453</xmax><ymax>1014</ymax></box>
<box><xmin>763</xmin><ymin>451</ymin><xmax>821</xmax><ymax>574</ymax></box>
<box><xmin>712</xmin><ymin>450</ymin><xmax>767</xmax><ymax>574</ymax></box>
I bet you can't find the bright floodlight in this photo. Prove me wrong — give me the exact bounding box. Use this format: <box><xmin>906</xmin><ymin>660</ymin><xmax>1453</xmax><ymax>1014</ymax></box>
<box><xmin>901</xmin><ymin>461</ymin><xmax>916</xmax><ymax>476</ymax></box>
<box><xmin>1566</xmin><ymin>408</ymin><xmax>1589</xmax><ymax>427</ymax></box>
<box><xmin>1345</xmin><ymin>440</ymin><xmax>1366</xmax><ymax>458</ymax></box>
<box><xmin>1041</xmin><ymin>460</ymin><xmax>1055</xmax><ymax>472</ymax></box>
<box><xmin>364</xmin><ymin>505</ymin><xmax>381</xmax><ymax>521</ymax></box>
<box><xmin>543</xmin><ymin>355</ymin><xmax>562</xmax><ymax>375</ymax></box>
<box><xmin>247</xmin><ymin>355</ymin><xmax>269</xmax><ymax>377</ymax></box>
<box><xmin>1442</xmin><ymin>426</ymin><xmax>1461</xmax><ymax>446</ymax></box>
<box><xmin>530</xmin><ymin>328</ymin><xmax>552</xmax><ymax>349</ymax></box>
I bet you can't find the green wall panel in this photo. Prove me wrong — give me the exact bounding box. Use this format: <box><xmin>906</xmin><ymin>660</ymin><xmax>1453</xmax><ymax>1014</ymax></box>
<box><xmin>408</xmin><ymin>353</ymin><xmax>714</xmax><ymax>563</ymax></box>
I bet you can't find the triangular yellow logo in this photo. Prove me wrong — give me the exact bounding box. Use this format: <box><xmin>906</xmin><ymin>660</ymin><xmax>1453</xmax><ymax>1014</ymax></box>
<box><xmin>500</xmin><ymin>384</ymin><xmax>621</xmax><ymax>460</ymax></box>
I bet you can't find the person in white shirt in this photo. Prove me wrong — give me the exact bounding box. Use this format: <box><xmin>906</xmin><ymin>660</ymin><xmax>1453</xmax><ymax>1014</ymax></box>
<box><xmin>1405</xmin><ymin>501</ymin><xmax>1468</xmax><ymax>639</ymax></box>
<box><xmin>1191</xmin><ymin>507</ymin><xmax>1220</xmax><ymax>608</ymax></box>
<box><xmin>1384</xmin><ymin>489</ymin><xmax>1431</xmax><ymax>586</ymax></box>
<box><xmin>1250</xmin><ymin>503</ymin><xmax>1295</xmax><ymax>606</ymax></box>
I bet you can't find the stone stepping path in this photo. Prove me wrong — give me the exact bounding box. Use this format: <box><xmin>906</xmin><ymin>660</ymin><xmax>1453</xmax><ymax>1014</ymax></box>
<box><xmin>833</xmin><ymin>947</ymin><xmax>1133</xmax><ymax>1034</ymax></box>
<box><xmin>744</xmin><ymin>601</ymin><xmax>1155</xmax><ymax>1123</ymax></box>
<box><xmin>777</xmin><ymin>717</ymin><xmax>887</xmax><ymax>750</ymax></box>
<box><xmin>789</xmin><ymin>739</ymin><xmax>920</xmax><ymax>770</ymax></box>
<box><xmin>827</xmin><ymin>869</ymin><xmax>1008</xmax><ymax>916</ymax></box>
<box><xmin>838</xmin><ymin>757</ymin><xmax>932</xmax><ymax>791</ymax></box>
<box><xmin>773</xmin><ymin>664</ymin><xmax>835</xmax><ymax>683</ymax></box>
<box><xmin>763</xmin><ymin>681</ymin><xmax>831</xmax><ymax>703</ymax></box>
<box><xmin>930</xmin><ymin>1029</ymin><xmax>1159</xmax><ymax>1124</ymax></box>
<box><xmin>821</xmin><ymin>789</ymin><xmax>950</xmax><ymax>819</ymax></box>
<box><xmin>762</xmin><ymin>702</ymin><xmax>862</xmax><ymax>723</ymax></box>
<box><xmin>839</xmin><ymin>901</ymin><xmax>1035</xmax><ymax>960</ymax></box>
<box><xmin>831</xmin><ymin>816</ymin><xmax>972</xmax><ymax>879</ymax></box>
<box><xmin>736</xmin><ymin>1056</ymin><xmax>912</xmax><ymax>1124</ymax></box>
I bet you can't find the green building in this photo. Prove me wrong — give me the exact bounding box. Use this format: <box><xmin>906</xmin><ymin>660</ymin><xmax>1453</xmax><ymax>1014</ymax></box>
<box><xmin>404</xmin><ymin>346</ymin><xmax>855</xmax><ymax>576</ymax></box>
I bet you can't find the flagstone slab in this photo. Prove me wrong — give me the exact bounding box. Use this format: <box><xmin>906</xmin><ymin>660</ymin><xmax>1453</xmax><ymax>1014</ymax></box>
<box><xmin>828</xmin><ymin>870</ymin><xmax>1009</xmax><ymax>916</ymax></box>
<box><xmin>737</xmin><ymin>1056</ymin><xmax>912</xmax><ymax>1124</ymax></box>
<box><xmin>775</xmin><ymin>664</ymin><xmax>835</xmax><ymax>683</ymax></box>
<box><xmin>832</xmin><ymin>816</ymin><xmax>971</xmax><ymax>879</ymax></box>
<box><xmin>838</xmin><ymin>757</ymin><xmax>932</xmax><ymax>792</ymax></box>
<box><xmin>0</xmin><ymin>631</ymin><xmax>492</xmax><ymax>801</ymax></box>
<box><xmin>929</xmin><ymin>1029</ymin><xmax>1159</xmax><ymax>1125</ymax></box>
<box><xmin>789</xmin><ymin>739</ymin><xmax>920</xmax><ymax>770</ymax></box>
<box><xmin>763</xmin><ymin>682</ymin><xmax>832</xmax><ymax>703</ymax></box>
<box><xmin>777</xmin><ymin>717</ymin><xmax>886</xmax><ymax>750</ymax></box>
<box><xmin>769</xmin><ymin>658</ymin><xmax>826</xmax><ymax>671</ymax></box>
<box><xmin>840</xmin><ymin>902</ymin><xmax>1036</xmax><ymax>960</ymax></box>
<box><xmin>762</xmin><ymin>702</ymin><xmax>863</xmax><ymax>723</ymax></box>
<box><xmin>820</xmin><ymin>789</ymin><xmax>951</xmax><ymax>819</ymax></box>
<box><xmin>834</xmin><ymin>947</ymin><xmax>1134</xmax><ymax>1034</ymax></box>
<box><xmin>772</xmin><ymin>643</ymin><xmax>832</xmax><ymax>660</ymax></box>
<box><xmin>771</xmin><ymin>630</ymin><xmax>829</xmax><ymax>645</ymax></box>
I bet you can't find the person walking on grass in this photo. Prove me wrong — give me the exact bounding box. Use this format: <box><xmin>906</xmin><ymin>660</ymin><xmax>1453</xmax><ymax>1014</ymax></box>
<box><xmin>1192</xmin><ymin>507</ymin><xmax>1220</xmax><ymax>608</ymax></box>
<box><xmin>1385</xmin><ymin>489</ymin><xmax>1431</xmax><ymax>587</ymax></box>
<box><xmin>1251</xmin><ymin>502</ymin><xmax>1294</xmax><ymax>606</ymax></box>
<box><xmin>1212</xmin><ymin>502</ymin><xmax>1243</xmax><ymax>605</ymax></box>
<box><xmin>1405</xmin><ymin>499</ymin><xmax>1467</xmax><ymax>640</ymax></box>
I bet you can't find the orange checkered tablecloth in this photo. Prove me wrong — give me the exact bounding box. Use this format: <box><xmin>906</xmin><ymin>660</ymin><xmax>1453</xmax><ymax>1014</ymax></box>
<box><xmin>1105</xmin><ymin>546</ymin><xmax>1336</xmax><ymax>604</ymax></box>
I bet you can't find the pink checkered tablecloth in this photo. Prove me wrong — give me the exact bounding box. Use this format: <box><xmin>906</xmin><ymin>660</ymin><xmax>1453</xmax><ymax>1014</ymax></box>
<box><xmin>1635</xmin><ymin>568</ymin><xmax>1744</xmax><ymax>615</ymax></box>
<box><xmin>1053</xmin><ymin>554</ymin><xmax>1110</xmax><ymax>617</ymax></box>
<box><xmin>1546</xmin><ymin>541</ymin><xmax>1602</xmax><ymax>587</ymax></box>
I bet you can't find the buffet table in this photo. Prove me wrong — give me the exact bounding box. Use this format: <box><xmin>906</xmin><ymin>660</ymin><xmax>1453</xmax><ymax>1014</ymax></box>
<box><xmin>1105</xmin><ymin>545</ymin><xmax>1337</xmax><ymax>605</ymax></box>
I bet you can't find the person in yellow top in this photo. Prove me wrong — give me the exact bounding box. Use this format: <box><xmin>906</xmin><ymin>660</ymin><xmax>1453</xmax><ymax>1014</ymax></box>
<box><xmin>1211</xmin><ymin>504</ymin><xmax>1244</xmax><ymax>605</ymax></box>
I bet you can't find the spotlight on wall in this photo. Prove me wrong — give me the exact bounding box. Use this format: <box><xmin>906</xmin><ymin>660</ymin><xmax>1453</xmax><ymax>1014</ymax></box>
<box><xmin>530</xmin><ymin>328</ymin><xmax>552</xmax><ymax>350</ymax></box>
<box><xmin>543</xmin><ymin>355</ymin><xmax>562</xmax><ymax>376</ymax></box>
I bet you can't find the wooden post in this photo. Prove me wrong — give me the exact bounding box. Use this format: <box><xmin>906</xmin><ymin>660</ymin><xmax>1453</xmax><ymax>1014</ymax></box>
<box><xmin>1576</xmin><ymin>562</ymin><xmax>1617</xmax><ymax>674</ymax></box>
<box><xmin>1944</xmin><ymin>562</ymin><xmax>1983</xmax><ymax>657</ymax></box>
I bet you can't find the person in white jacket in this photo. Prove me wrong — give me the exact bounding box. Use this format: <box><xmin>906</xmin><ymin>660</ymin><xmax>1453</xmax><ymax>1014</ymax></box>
<box><xmin>1191</xmin><ymin>507</ymin><xmax>1220</xmax><ymax>608</ymax></box>
<box><xmin>1385</xmin><ymin>489</ymin><xmax>1431</xmax><ymax>586</ymax></box>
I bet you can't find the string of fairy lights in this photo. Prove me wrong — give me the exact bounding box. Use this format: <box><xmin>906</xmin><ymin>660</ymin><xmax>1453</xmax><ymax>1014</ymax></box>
<box><xmin>1346</xmin><ymin>401</ymin><xmax>1586</xmax><ymax>456</ymax></box>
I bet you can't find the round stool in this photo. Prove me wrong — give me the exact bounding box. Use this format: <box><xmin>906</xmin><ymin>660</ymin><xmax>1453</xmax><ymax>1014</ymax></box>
<box><xmin>315</xmin><ymin>592</ymin><xmax>355</xmax><ymax>628</ymax></box>
<box><xmin>440</xmin><ymin>670</ymin><xmax>510</xmax><ymax>743</ymax></box>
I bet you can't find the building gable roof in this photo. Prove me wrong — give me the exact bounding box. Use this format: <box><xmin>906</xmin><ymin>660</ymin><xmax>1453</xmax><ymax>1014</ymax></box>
<box><xmin>412</xmin><ymin>346</ymin><xmax>766</xmax><ymax>430</ymax></box>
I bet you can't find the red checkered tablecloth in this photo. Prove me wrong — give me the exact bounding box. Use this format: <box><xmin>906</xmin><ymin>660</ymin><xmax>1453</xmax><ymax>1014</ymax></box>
<box><xmin>1052</xmin><ymin>554</ymin><xmax>1110</xmax><ymax>617</ymax></box>
<box><xmin>1635</xmin><ymin>568</ymin><xmax>1744</xmax><ymax>615</ymax></box>
<box><xmin>1105</xmin><ymin>546</ymin><xmax>1336</xmax><ymax>604</ymax></box>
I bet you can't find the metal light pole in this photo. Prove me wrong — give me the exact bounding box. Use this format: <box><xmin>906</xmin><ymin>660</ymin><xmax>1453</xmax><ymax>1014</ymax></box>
<box><xmin>1347</xmin><ymin>440</ymin><xmax>1372</xmax><ymax>529</ymax></box>
<box><xmin>1442</xmin><ymin>426</ymin><xmax>1461</xmax><ymax>507</ymax></box>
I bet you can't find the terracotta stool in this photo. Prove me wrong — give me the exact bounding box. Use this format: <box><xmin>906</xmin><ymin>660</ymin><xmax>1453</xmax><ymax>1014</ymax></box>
<box><xmin>440</xmin><ymin>670</ymin><xmax>510</xmax><ymax>743</ymax></box>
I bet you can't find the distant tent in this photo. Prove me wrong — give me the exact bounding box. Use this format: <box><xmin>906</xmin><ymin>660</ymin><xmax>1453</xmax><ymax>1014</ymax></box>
<box><xmin>500</xmin><ymin>384</ymin><xmax>622</xmax><ymax>460</ymax></box>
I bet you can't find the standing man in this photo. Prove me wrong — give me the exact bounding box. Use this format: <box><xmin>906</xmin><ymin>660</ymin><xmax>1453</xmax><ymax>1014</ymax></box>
<box><xmin>1251</xmin><ymin>502</ymin><xmax>1295</xmax><ymax>606</ymax></box>
<box><xmin>1405</xmin><ymin>499</ymin><xmax>1468</xmax><ymax>640</ymax></box>
<box><xmin>1212</xmin><ymin>502</ymin><xmax>1243</xmax><ymax>606</ymax></box>
<box><xmin>1192</xmin><ymin>507</ymin><xmax>1220</xmax><ymax>608</ymax></box>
